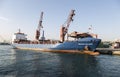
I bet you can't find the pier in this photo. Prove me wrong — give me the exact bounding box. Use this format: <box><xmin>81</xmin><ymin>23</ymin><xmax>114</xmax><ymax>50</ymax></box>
<box><xmin>96</xmin><ymin>48</ymin><xmax>120</xmax><ymax>55</ymax></box>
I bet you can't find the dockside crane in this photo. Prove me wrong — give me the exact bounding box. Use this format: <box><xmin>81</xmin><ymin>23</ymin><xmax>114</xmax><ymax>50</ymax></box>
<box><xmin>60</xmin><ymin>10</ymin><xmax>75</xmax><ymax>42</ymax></box>
<box><xmin>35</xmin><ymin>12</ymin><xmax>44</xmax><ymax>41</ymax></box>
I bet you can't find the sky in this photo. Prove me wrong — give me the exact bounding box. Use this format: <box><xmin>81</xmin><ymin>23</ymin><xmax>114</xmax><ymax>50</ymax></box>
<box><xmin>0</xmin><ymin>0</ymin><xmax>120</xmax><ymax>42</ymax></box>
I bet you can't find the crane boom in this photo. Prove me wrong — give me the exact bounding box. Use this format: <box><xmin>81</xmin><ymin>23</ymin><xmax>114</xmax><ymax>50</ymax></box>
<box><xmin>35</xmin><ymin>12</ymin><xmax>44</xmax><ymax>40</ymax></box>
<box><xmin>66</xmin><ymin>10</ymin><xmax>75</xmax><ymax>28</ymax></box>
<box><xmin>60</xmin><ymin>10</ymin><xmax>75</xmax><ymax>42</ymax></box>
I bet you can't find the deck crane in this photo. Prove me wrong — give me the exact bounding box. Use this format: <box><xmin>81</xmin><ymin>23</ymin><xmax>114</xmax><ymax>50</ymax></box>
<box><xmin>35</xmin><ymin>12</ymin><xmax>44</xmax><ymax>41</ymax></box>
<box><xmin>60</xmin><ymin>10</ymin><xmax>75</xmax><ymax>42</ymax></box>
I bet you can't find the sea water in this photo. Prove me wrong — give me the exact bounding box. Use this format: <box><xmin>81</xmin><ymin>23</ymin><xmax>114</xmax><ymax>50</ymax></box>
<box><xmin>0</xmin><ymin>45</ymin><xmax>120</xmax><ymax>77</ymax></box>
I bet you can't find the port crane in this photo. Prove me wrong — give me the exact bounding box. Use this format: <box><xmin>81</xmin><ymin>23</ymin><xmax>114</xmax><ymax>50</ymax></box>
<box><xmin>35</xmin><ymin>12</ymin><xmax>44</xmax><ymax>40</ymax></box>
<box><xmin>60</xmin><ymin>10</ymin><xmax>75</xmax><ymax>42</ymax></box>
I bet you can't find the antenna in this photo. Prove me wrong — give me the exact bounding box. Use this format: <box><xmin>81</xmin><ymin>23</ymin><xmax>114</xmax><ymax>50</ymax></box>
<box><xmin>88</xmin><ymin>25</ymin><xmax>93</xmax><ymax>33</ymax></box>
<box><xmin>18</xmin><ymin>29</ymin><xmax>21</xmax><ymax>33</ymax></box>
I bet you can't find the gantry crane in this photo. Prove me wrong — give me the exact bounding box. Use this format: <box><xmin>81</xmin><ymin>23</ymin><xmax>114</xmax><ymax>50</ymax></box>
<box><xmin>35</xmin><ymin>12</ymin><xmax>43</xmax><ymax>40</ymax></box>
<box><xmin>60</xmin><ymin>10</ymin><xmax>75</xmax><ymax>42</ymax></box>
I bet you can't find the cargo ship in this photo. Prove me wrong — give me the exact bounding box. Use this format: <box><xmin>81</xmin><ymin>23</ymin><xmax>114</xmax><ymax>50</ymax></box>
<box><xmin>11</xmin><ymin>30</ymin><xmax>101</xmax><ymax>51</ymax></box>
<box><xmin>11</xmin><ymin>10</ymin><xmax>101</xmax><ymax>52</ymax></box>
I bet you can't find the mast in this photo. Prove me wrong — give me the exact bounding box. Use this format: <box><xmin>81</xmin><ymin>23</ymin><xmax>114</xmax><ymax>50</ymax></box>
<box><xmin>41</xmin><ymin>30</ymin><xmax>45</xmax><ymax>40</ymax></box>
<box><xmin>35</xmin><ymin>12</ymin><xmax>44</xmax><ymax>40</ymax></box>
<box><xmin>88</xmin><ymin>25</ymin><xmax>93</xmax><ymax>33</ymax></box>
<box><xmin>88</xmin><ymin>25</ymin><xmax>98</xmax><ymax>38</ymax></box>
<box><xmin>60</xmin><ymin>10</ymin><xmax>75</xmax><ymax>42</ymax></box>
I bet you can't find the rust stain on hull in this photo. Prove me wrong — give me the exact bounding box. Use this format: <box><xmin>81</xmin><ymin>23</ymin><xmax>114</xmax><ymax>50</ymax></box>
<box><xmin>15</xmin><ymin>47</ymin><xmax>99</xmax><ymax>56</ymax></box>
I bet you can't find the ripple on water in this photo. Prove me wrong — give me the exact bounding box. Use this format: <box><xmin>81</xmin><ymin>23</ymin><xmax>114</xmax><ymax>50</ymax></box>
<box><xmin>0</xmin><ymin>45</ymin><xmax>120</xmax><ymax>77</ymax></box>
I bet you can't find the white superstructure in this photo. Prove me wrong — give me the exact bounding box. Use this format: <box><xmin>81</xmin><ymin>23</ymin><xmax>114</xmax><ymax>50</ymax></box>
<box><xmin>11</xmin><ymin>29</ymin><xmax>58</xmax><ymax>49</ymax></box>
<box><xmin>12</xmin><ymin>29</ymin><xmax>27</xmax><ymax>44</ymax></box>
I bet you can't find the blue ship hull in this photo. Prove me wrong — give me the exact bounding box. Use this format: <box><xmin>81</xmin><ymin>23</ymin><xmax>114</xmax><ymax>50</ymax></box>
<box><xmin>51</xmin><ymin>37</ymin><xmax>101</xmax><ymax>51</ymax></box>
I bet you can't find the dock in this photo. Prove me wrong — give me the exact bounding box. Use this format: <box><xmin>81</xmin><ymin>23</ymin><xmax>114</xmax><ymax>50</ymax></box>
<box><xmin>96</xmin><ymin>48</ymin><xmax>120</xmax><ymax>55</ymax></box>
